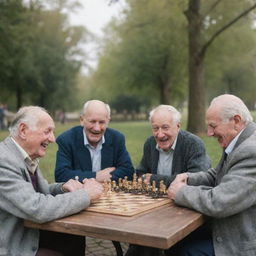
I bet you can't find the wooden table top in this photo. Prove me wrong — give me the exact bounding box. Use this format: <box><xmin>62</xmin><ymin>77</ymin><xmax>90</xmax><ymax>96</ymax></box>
<box><xmin>24</xmin><ymin>201</ymin><xmax>205</xmax><ymax>249</ymax></box>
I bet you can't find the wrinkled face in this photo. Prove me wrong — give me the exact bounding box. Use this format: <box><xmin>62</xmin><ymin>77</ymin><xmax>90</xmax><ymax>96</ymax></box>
<box><xmin>206</xmin><ymin>107</ymin><xmax>238</xmax><ymax>149</ymax></box>
<box><xmin>80</xmin><ymin>106</ymin><xmax>109</xmax><ymax>147</ymax></box>
<box><xmin>23</xmin><ymin>113</ymin><xmax>55</xmax><ymax>159</ymax></box>
<box><xmin>151</xmin><ymin>109</ymin><xmax>180</xmax><ymax>152</ymax></box>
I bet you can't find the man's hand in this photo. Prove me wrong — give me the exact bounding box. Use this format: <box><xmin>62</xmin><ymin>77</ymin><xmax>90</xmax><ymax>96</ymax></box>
<box><xmin>167</xmin><ymin>173</ymin><xmax>188</xmax><ymax>200</ymax></box>
<box><xmin>62</xmin><ymin>179</ymin><xmax>83</xmax><ymax>192</ymax></box>
<box><xmin>96</xmin><ymin>167</ymin><xmax>115</xmax><ymax>182</ymax></box>
<box><xmin>142</xmin><ymin>173</ymin><xmax>152</xmax><ymax>184</ymax></box>
<box><xmin>83</xmin><ymin>178</ymin><xmax>104</xmax><ymax>200</ymax></box>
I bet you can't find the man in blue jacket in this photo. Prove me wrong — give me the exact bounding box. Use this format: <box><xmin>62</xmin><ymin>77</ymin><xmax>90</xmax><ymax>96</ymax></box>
<box><xmin>55</xmin><ymin>100</ymin><xmax>134</xmax><ymax>183</ymax></box>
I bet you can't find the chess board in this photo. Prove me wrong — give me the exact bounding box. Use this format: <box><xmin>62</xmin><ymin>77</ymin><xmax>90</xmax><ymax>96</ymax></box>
<box><xmin>85</xmin><ymin>191</ymin><xmax>170</xmax><ymax>216</ymax></box>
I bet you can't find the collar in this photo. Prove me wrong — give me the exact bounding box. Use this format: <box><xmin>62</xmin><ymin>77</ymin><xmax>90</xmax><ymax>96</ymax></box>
<box><xmin>10</xmin><ymin>137</ymin><xmax>39</xmax><ymax>173</ymax></box>
<box><xmin>225</xmin><ymin>128</ymin><xmax>245</xmax><ymax>155</ymax></box>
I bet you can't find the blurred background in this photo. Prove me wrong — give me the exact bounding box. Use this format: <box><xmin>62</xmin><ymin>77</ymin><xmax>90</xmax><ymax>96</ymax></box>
<box><xmin>1</xmin><ymin>0</ymin><xmax>256</xmax><ymax>135</ymax></box>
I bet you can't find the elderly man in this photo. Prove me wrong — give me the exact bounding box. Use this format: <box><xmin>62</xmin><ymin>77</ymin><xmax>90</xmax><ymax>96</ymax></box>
<box><xmin>125</xmin><ymin>105</ymin><xmax>210</xmax><ymax>256</ymax></box>
<box><xmin>168</xmin><ymin>94</ymin><xmax>256</xmax><ymax>256</ymax></box>
<box><xmin>0</xmin><ymin>106</ymin><xmax>103</xmax><ymax>256</ymax></box>
<box><xmin>137</xmin><ymin>104</ymin><xmax>210</xmax><ymax>187</ymax></box>
<box><xmin>55</xmin><ymin>100</ymin><xmax>134</xmax><ymax>183</ymax></box>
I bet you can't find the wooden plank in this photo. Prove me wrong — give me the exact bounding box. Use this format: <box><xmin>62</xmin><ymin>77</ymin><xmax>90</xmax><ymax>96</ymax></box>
<box><xmin>24</xmin><ymin>202</ymin><xmax>205</xmax><ymax>249</ymax></box>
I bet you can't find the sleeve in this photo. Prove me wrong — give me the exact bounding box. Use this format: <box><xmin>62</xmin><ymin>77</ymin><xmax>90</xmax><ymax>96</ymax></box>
<box><xmin>110</xmin><ymin>133</ymin><xmax>134</xmax><ymax>181</ymax></box>
<box><xmin>0</xmin><ymin>158</ymin><xmax>90</xmax><ymax>224</ymax></box>
<box><xmin>55</xmin><ymin>135</ymin><xmax>96</xmax><ymax>182</ymax></box>
<box><xmin>175</xmin><ymin>147</ymin><xmax>256</xmax><ymax>218</ymax></box>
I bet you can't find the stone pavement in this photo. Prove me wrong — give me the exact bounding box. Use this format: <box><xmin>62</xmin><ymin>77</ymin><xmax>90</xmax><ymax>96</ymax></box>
<box><xmin>86</xmin><ymin>237</ymin><xmax>128</xmax><ymax>256</ymax></box>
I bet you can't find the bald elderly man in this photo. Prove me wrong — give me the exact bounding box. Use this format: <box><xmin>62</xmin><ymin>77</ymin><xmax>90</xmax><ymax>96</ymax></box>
<box><xmin>55</xmin><ymin>100</ymin><xmax>134</xmax><ymax>183</ymax></box>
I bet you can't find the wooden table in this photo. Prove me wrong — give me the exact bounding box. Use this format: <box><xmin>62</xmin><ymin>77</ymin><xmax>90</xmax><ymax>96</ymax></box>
<box><xmin>24</xmin><ymin>201</ymin><xmax>205</xmax><ymax>250</ymax></box>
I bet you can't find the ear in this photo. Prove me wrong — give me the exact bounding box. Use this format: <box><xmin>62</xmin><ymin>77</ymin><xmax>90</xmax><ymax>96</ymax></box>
<box><xmin>233</xmin><ymin>114</ymin><xmax>242</xmax><ymax>125</ymax></box>
<box><xmin>18</xmin><ymin>122</ymin><xmax>28</xmax><ymax>139</ymax></box>
<box><xmin>80</xmin><ymin>115</ymin><xmax>84</xmax><ymax>126</ymax></box>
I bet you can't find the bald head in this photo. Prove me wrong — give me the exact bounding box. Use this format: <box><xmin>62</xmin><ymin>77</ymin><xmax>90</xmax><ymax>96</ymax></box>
<box><xmin>82</xmin><ymin>100</ymin><xmax>111</xmax><ymax>119</ymax></box>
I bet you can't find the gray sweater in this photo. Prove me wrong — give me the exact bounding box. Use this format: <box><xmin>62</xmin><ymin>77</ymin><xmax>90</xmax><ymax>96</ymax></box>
<box><xmin>136</xmin><ymin>130</ymin><xmax>211</xmax><ymax>186</ymax></box>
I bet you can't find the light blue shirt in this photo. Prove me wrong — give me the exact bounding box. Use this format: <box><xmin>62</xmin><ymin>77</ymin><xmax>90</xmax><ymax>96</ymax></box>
<box><xmin>156</xmin><ymin>137</ymin><xmax>177</xmax><ymax>176</ymax></box>
<box><xmin>225</xmin><ymin>128</ymin><xmax>245</xmax><ymax>156</ymax></box>
<box><xmin>83</xmin><ymin>130</ymin><xmax>105</xmax><ymax>172</ymax></box>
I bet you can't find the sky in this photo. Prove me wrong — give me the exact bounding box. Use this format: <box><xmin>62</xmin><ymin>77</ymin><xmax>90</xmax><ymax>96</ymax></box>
<box><xmin>68</xmin><ymin>0</ymin><xmax>126</xmax><ymax>72</ymax></box>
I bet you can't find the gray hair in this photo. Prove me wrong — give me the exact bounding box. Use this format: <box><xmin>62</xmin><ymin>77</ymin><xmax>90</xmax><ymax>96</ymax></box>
<box><xmin>210</xmin><ymin>94</ymin><xmax>253</xmax><ymax>124</ymax></box>
<box><xmin>9</xmin><ymin>106</ymin><xmax>48</xmax><ymax>137</ymax></box>
<box><xmin>149</xmin><ymin>105</ymin><xmax>181</xmax><ymax>124</ymax></box>
<box><xmin>82</xmin><ymin>100</ymin><xmax>111</xmax><ymax>119</ymax></box>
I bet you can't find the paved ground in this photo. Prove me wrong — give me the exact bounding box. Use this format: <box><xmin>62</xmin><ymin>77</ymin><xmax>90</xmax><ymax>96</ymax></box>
<box><xmin>86</xmin><ymin>237</ymin><xmax>128</xmax><ymax>256</ymax></box>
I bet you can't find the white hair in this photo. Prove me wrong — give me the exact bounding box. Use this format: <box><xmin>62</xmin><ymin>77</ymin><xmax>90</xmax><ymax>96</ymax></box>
<box><xmin>9</xmin><ymin>106</ymin><xmax>48</xmax><ymax>137</ymax></box>
<box><xmin>210</xmin><ymin>94</ymin><xmax>253</xmax><ymax>124</ymax></box>
<box><xmin>82</xmin><ymin>100</ymin><xmax>111</xmax><ymax>119</ymax></box>
<box><xmin>149</xmin><ymin>105</ymin><xmax>181</xmax><ymax>124</ymax></box>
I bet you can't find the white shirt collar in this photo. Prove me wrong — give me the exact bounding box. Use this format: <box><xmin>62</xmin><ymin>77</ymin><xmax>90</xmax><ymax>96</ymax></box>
<box><xmin>225</xmin><ymin>128</ymin><xmax>245</xmax><ymax>155</ymax></box>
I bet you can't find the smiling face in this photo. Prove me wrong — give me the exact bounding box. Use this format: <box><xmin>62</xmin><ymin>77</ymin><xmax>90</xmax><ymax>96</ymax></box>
<box><xmin>20</xmin><ymin>112</ymin><xmax>55</xmax><ymax>160</ymax></box>
<box><xmin>151</xmin><ymin>109</ymin><xmax>180</xmax><ymax>152</ymax></box>
<box><xmin>206</xmin><ymin>106</ymin><xmax>239</xmax><ymax>149</ymax></box>
<box><xmin>80</xmin><ymin>101</ymin><xmax>109</xmax><ymax>147</ymax></box>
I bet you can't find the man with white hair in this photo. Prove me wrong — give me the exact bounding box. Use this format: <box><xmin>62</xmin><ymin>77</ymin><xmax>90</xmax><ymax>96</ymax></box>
<box><xmin>0</xmin><ymin>106</ymin><xmax>103</xmax><ymax>256</ymax></box>
<box><xmin>137</xmin><ymin>104</ymin><xmax>210</xmax><ymax>187</ymax></box>
<box><xmin>55</xmin><ymin>99</ymin><xmax>134</xmax><ymax>183</ymax></box>
<box><xmin>168</xmin><ymin>94</ymin><xmax>256</xmax><ymax>256</ymax></box>
<box><xmin>126</xmin><ymin>104</ymin><xmax>210</xmax><ymax>256</ymax></box>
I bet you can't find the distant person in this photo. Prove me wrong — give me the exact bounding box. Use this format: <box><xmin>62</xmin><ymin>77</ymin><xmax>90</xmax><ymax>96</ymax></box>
<box><xmin>168</xmin><ymin>94</ymin><xmax>256</xmax><ymax>256</ymax></box>
<box><xmin>55</xmin><ymin>99</ymin><xmax>134</xmax><ymax>183</ymax></box>
<box><xmin>126</xmin><ymin>104</ymin><xmax>211</xmax><ymax>256</ymax></box>
<box><xmin>137</xmin><ymin>104</ymin><xmax>210</xmax><ymax>187</ymax></box>
<box><xmin>0</xmin><ymin>106</ymin><xmax>103</xmax><ymax>256</ymax></box>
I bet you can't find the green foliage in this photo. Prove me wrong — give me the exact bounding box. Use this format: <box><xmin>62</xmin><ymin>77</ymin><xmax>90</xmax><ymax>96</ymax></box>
<box><xmin>0</xmin><ymin>0</ymin><xmax>87</xmax><ymax>111</ymax></box>
<box><xmin>86</xmin><ymin>0</ymin><xmax>188</xmax><ymax>107</ymax></box>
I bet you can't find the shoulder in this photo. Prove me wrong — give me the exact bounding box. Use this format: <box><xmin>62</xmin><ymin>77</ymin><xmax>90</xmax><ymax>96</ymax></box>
<box><xmin>56</xmin><ymin>126</ymin><xmax>83</xmax><ymax>142</ymax></box>
<box><xmin>105</xmin><ymin>127</ymin><xmax>124</xmax><ymax>139</ymax></box>
<box><xmin>178</xmin><ymin>130</ymin><xmax>204</xmax><ymax>145</ymax></box>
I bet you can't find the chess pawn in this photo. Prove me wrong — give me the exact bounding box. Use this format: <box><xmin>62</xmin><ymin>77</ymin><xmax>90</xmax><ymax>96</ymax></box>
<box><xmin>159</xmin><ymin>180</ymin><xmax>166</xmax><ymax>196</ymax></box>
<box><xmin>111</xmin><ymin>180</ymin><xmax>117</xmax><ymax>191</ymax></box>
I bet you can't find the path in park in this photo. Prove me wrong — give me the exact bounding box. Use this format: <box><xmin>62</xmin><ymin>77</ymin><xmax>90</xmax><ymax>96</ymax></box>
<box><xmin>86</xmin><ymin>237</ymin><xmax>128</xmax><ymax>256</ymax></box>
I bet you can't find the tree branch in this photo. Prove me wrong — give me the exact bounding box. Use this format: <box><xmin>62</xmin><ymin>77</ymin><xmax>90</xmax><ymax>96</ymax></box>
<box><xmin>200</xmin><ymin>2</ymin><xmax>256</xmax><ymax>57</ymax></box>
<box><xmin>203</xmin><ymin>0</ymin><xmax>222</xmax><ymax>17</ymax></box>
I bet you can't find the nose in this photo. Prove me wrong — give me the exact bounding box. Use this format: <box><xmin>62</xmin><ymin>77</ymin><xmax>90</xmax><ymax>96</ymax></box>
<box><xmin>156</xmin><ymin>128</ymin><xmax>165</xmax><ymax>138</ymax></box>
<box><xmin>207</xmin><ymin>127</ymin><xmax>214</xmax><ymax>137</ymax></box>
<box><xmin>49</xmin><ymin>131</ymin><xmax>55</xmax><ymax>143</ymax></box>
<box><xmin>93</xmin><ymin>122</ymin><xmax>101</xmax><ymax>131</ymax></box>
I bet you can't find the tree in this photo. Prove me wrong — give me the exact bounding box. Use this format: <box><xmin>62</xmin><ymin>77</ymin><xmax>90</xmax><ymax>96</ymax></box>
<box><xmin>88</xmin><ymin>0</ymin><xmax>187</xmax><ymax>106</ymax></box>
<box><xmin>184</xmin><ymin>0</ymin><xmax>256</xmax><ymax>134</ymax></box>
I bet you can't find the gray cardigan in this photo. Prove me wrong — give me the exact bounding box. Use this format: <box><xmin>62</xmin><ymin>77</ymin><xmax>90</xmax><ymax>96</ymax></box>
<box><xmin>0</xmin><ymin>137</ymin><xmax>91</xmax><ymax>256</ymax></box>
<box><xmin>175</xmin><ymin>122</ymin><xmax>256</xmax><ymax>256</ymax></box>
<box><xmin>136</xmin><ymin>130</ymin><xmax>211</xmax><ymax>186</ymax></box>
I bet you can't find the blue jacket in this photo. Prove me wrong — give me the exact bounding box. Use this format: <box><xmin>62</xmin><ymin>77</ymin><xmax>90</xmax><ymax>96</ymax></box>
<box><xmin>55</xmin><ymin>126</ymin><xmax>134</xmax><ymax>182</ymax></box>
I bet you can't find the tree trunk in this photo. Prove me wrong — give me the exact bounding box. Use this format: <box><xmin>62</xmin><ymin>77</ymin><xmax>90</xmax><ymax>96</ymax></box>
<box><xmin>185</xmin><ymin>0</ymin><xmax>206</xmax><ymax>135</ymax></box>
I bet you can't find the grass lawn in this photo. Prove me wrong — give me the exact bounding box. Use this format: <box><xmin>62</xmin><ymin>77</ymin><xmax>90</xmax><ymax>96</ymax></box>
<box><xmin>0</xmin><ymin>121</ymin><xmax>221</xmax><ymax>182</ymax></box>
